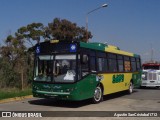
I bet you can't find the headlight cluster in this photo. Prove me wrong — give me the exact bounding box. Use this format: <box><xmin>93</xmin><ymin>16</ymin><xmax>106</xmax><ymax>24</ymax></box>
<box><xmin>142</xmin><ymin>73</ymin><xmax>147</xmax><ymax>80</ymax></box>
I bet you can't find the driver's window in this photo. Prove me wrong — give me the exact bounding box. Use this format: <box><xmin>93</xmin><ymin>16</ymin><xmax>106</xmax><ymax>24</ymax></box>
<box><xmin>81</xmin><ymin>54</ymin><xmax>89</xmax><ymax>77</ymax></box>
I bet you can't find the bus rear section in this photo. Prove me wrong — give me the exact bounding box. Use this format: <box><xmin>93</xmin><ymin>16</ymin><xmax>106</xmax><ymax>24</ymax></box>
<box><xmin>141</xmin><ymin>63</ymin><xmax>160</xmax><ymax>88</ymax></box>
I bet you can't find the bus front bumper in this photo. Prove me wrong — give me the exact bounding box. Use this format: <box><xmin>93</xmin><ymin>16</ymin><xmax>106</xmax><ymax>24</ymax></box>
<box><xmin>33</xmin><ymin>90</ymin><xmax>77</xmax><ymax>100</ymax></box>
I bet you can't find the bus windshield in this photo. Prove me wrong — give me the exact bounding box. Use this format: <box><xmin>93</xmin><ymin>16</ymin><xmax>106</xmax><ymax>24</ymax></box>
<box><xmin>34</xmin><ymin>54</ymin><xmax>77</xmax><ymax>83</ymax></box>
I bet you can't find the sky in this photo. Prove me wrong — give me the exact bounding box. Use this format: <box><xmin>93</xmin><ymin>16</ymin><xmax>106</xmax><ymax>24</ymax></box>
<box><xmin>0</xmin><ymin>0</ymin><xmax>160</xmax><ymax>62</ymax></box>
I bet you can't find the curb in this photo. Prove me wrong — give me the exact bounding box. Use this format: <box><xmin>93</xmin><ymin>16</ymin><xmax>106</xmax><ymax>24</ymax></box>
<box><xmin>0</xmin><ymin>95</ymin><xmax>33</xmax><ymax>104</ymax></box>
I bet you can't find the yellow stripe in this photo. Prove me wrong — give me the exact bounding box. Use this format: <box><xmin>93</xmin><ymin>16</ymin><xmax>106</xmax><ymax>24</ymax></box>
<box><xmin>100</xmin><ymin>73</ymin><xmax>132</xmax><ymax>95</ymax></box>
<box><xmin>105</xmin><ymin>47</ymin><xmax>134</xmax><ymax>56</ymax></box>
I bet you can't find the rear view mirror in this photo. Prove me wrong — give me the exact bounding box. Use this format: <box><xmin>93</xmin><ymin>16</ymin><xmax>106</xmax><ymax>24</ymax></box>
<box><xmin>81</xmin><ymin>54</ymin><xmax>88</xmax><ymax>64</ymax></box>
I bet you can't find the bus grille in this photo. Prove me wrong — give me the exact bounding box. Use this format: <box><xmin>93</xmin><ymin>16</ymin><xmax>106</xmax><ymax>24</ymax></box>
<box><xmin>148</xmin><ymin>72</ymin><xmax>157</xmax><ymax>80</ymax></box>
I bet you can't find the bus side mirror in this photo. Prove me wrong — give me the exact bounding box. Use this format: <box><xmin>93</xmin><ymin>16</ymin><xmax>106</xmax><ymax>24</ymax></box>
<box><xmin>81</xmin><ymin>54</ymin><xmax>88</xmax><ymax>64</ymax></box>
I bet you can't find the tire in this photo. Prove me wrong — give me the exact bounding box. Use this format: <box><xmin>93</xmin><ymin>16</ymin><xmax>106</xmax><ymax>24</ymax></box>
<box><xmin>156</xmin><ymin>86</ymin><xmax>160</xmax><ymax>89</ymax></box>
<box><xmin>128</xmin><ymin>81</ymin><xmax>134</xmax><ymax>94</ymax></box>
<box><xmin>91</xmin><ymin>86</ymin><xmax>103</xmax><ymax>104</ymax></box>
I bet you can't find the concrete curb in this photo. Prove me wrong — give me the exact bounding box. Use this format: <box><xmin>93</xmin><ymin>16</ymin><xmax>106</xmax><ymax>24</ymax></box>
<box><xmin>0</xmin><ymin>95</ymin><xmax>33</xmax><ymax>104</ymax></box>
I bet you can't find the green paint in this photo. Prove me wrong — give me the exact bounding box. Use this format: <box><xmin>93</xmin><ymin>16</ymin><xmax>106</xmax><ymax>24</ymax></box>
<box><xmin>80</xmin><ymin>42</ymin><xmax>105</xmax><ymax>51</ymax></box>
<box><xmin>32</xmin><ymin>74</ymin><xmax>99</xmax><ymax>101</ymax></box>
<box><xmin>112</xmin><ymin>74</ymin><xmax>124</xmax><ymax>83</ymax></box>
<box><xmin>133</xmin><ymin>54</ymin><xmax>140</xmax><ymax>58</ymax></box>
<box><xmin>132</xmin><ymin>71</ymin><xmax>142</xmax><ymax>88</ymax></box>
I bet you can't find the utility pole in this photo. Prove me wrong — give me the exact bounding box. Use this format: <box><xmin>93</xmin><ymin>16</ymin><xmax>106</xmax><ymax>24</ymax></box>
<box><xmin>86</xmin><ymin>3</ymin><xmax>108</xmax><ymax>42</ymax></box>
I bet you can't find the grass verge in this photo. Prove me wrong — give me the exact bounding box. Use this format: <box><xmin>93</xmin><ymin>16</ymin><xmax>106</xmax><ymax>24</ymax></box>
<box><xmin>0</xmin><ymin>88</ymin><xmax>32</xmax><ymax>100</ymax></box>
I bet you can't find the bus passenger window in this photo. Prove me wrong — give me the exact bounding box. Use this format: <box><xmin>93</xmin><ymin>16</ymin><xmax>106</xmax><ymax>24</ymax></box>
<box><xmin>90</xmin><ymin>57</ymin><xmax>96</xmax><ymax>71</ymax></box>
<box><xmin>131</xmin><ymin>61</ymin><xmax>136</xmax><ymax>71</ymax></box>
<box><xmin>124</xmin><ymin>56</ymin><xmax>131</xmax><ymax>72</ymax></box>
<box><xmin>108</xmin><ymin>59</ymin><xmax>117</xmax><ymax>72</ymax></box>
<box><xmin>131</xmin><ymin>57</ymin><xmax>136</xmax><ymax>71</ymax></box>
<box><xmin>97</xmin><ymin>58</ymin><xmax>108</xmax><ymax>72</ymax></box>
<box><xmin>81</xmin><ymin>55</ymin><xmax>89</xmax><ymax>77</ymax></box>
<box><xmin>136</xmin><ymin>58</ymin><xmax>141</xmax><ymax>70</ymax></box>
<box><xmin>108</xmin><ymin>53</ymin><xmax>117</xmax><ymax>72</ymax></box>
<box><xmin>118</xmin><ymin>60</ymin><xmax>124</xmax><ymax>72</ymax></box>
<box><xmin>124</xmin><ymin>61</ymin><xmax>131</xmax><ymax>72</ymax></box>
<box><xmin>117</xmin><ymin>55</ymin><xmax>124</xmax><ymax>72</ymax></box>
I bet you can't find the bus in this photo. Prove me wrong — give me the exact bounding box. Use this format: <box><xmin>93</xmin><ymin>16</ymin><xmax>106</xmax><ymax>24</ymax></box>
<box><xmin>32</xmin><ymin>40</ymin><xmax>141</xmax><ymax>103</ymax></box>
<box><xmin>141</xmin><ymin>62</ymin><xmax>160</xmax><ymax>88</ymax></box>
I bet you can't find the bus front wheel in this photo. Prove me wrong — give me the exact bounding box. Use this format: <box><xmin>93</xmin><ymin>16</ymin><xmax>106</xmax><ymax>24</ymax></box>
<box><xmin>92</xmin><ymin>86</ymin><xmax>103</xmax><ymax>104</ymax></box>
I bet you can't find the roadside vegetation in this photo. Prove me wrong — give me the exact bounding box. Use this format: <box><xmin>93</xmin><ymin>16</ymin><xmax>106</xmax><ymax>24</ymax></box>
<box><xmin>0</xmin><ymin>88</ymin><xmax>32</xmax><ymax>100</ymax></box>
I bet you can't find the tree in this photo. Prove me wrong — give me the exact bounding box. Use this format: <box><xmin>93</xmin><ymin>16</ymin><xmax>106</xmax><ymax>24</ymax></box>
<box><xmin>46</xmin><ymin>18</ymin><xmax>92</xmax><ymax>42</ymax></box>
<box><xmin>15</xmin><ymin>18</ymin><xmax>92</xmax><ymax>46</ymax></box>
<box><xmin>16</xmin><ymin>23</ymin><xmax>44</xmax><ymax>46</ymax></box>
<box><xmin>0</xmin><ymin>34</ymin><xmax>32</xmax><ymax>89</ymax></box>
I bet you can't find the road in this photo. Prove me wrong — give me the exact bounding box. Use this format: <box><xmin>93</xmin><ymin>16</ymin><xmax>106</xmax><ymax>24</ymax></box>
<box><xmin>0</xmin><ymin>88</ymin><xmax>160</xmax><ymax>120</ymax></box>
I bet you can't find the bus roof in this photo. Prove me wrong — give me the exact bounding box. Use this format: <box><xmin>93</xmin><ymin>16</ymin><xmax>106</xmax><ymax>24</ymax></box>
<box><xmin>80</xmin><ymin>42</ymin><xmax>140</xmax><ymax>57</ymax></box>
<box><xmin>34</xmin><ymin>40</ymin><xmax>140</xmax><ymax>57</ymax></box>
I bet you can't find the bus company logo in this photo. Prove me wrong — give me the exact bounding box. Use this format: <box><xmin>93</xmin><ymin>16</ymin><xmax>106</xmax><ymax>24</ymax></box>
<box><xmin>53</xmin><ymin>86</ymin><xmax>62</xmax><ymax>89</ymax></box>
<box><xmin>112</xmin><ymin>74</ymin><xmax>124</xmax><ymax>83</ymax></box>
<box><xmin>36</xmin><ymin>46</ymin><xmax>40</xmax><ymax>54</ymax></box>
<box><xmin>70</xmin><ymin>44</ymin><xmax>77</xmax><ymax>52</ymax></box>
<box><xmin>43</xmin><ymin>85</ymin><xmax>51</xmax><ymax>89</ymax></box>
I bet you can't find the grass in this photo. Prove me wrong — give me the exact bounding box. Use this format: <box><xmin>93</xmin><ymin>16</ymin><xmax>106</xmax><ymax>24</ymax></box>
<box><xmin>0</xmin><ymin>88</ymin><xmax>32</xmax><ymax>100</ymax></box>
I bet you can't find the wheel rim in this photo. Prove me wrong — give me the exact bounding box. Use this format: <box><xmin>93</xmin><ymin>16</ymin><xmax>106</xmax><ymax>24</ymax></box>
<box><xmin>129</xmin><ymin>82</ymin><xmax>133</xmax><ymax>93</ymax></box>
<box><xmin>94</xmin><ymin>86</ymin><xmax>102</xmax><ymax>102</ymax></box>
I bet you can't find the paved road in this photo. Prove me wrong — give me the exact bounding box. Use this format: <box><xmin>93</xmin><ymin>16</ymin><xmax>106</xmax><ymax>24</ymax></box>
<box><xmin>0</xmin><ymin>88</ymin><xmax>160</xmax><ymax>119</ymax></box>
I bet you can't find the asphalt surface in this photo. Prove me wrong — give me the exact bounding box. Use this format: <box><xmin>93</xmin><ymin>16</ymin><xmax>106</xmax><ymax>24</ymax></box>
<box><xmin>0</xmin><ymin>88</ymin><xmax>160</xmax><ymax>120</ymax></box>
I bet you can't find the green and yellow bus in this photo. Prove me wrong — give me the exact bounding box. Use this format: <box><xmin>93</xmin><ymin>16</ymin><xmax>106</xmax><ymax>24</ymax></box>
<box><xmin>32</xmin><ymin>40</ymin><xmax>141</xmax><ymax>103</ymax></box>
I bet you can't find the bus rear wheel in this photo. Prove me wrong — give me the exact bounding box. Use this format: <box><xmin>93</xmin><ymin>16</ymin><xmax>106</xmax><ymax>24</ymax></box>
<box><xmin>92</xmin><ymin>86</ymin><xmax>103</xmax><ymax>104</ymax></box>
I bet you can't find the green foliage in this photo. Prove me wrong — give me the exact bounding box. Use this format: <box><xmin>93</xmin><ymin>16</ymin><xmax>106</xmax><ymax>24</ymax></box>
<box><xmin>0</xmin><ymin>88</ymin><xmax>32</xmax><ymax>100</ymax></box>
<box><xmin>0</xmin><ymin>58</ymin><xmax>19</xmax><ymax>88</ymax></box>
<box><xmin>0</xmin><ymin>34</ymin><xmax>32</xmax><ymax>89</ymax></box>
<box><xmin>17</xmin><ymin>22</ymin><xmax>44</xmax><ymax>46</ymax></box>
<box><xmin>47</xmin><ymin>18</ymin><xmax>92</xmax><ymax>42</ymax></box>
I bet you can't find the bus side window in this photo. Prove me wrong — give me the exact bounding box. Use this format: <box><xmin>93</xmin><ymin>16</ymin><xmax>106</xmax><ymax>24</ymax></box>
<box><xmin>136</xmin><ymin>58</ymin><xmax>141</xmax><ymax>70</ymax></box>
<box><xmin>97</xmin><ymin>58</ymin><xmax>108</xmax><ymax>72</ymax></box>
<box><xmin>108</xmin><ymin>53</ymin><xmax>117</xmax><ymax>72</ymax></box>
<box><xmin>81</xmin><ymin>54</ymin><xmax>89</xmax><ymax>76</ymax></box>
<box><xmin>118</xmin><ymin>59</ymin><xmax>124</xmax><ymax>72</ymax></box>
<box><xmin>90</xmin><ymin>56</ymin><xmax>96</xmax><ymax>71</ymax></box>
<box><xmin>124</xmin><ymin>61</ymin><xmax>131</xmax><ymax>72</ymax></box>
<box><xmin>108</xmin><ymin>59</ymin><xmax>117</xmax><ymax>72</ymax></box>
<box><xmin>117</xmin><ymin>55</ymin><xmax>124</xmax><ymax>72</ymax></box>
<box><xmin>124</xmin><ymin>56</ymin><xmax>131</xmax><ymax>72</ymax></box>
<box><xmin>131</xmin><ymin>57</ymin><xmax>136</xmax><ymax>72</ymax></box>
